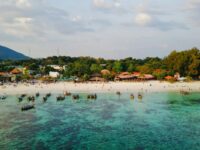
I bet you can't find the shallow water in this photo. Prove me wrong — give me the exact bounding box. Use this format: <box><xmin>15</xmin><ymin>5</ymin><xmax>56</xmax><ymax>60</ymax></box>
<box><xmin>0</xmin><ymin>92</ymin><xmax>200</xmax><ymax>150</ymax></box>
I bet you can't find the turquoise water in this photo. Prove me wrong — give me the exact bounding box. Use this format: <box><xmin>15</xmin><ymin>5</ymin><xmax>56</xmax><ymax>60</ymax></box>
<box><xmin>0</xmin><ymin>92</ymin><xmax>200</xmax><ymax>150</ymax></box>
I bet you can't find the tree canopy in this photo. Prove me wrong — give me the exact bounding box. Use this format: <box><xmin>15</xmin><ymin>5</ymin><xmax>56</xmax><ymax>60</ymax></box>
<box><xmin>0</xmin><ymin>48</ymin><xmax>199</xmax><ymax>79</ymax></box>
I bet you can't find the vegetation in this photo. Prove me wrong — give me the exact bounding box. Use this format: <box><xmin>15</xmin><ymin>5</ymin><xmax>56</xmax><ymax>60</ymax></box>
<box><xmin>0</xmin><ymin>48</ymin><xmax>199</xmax><ymax>80</ymax></box>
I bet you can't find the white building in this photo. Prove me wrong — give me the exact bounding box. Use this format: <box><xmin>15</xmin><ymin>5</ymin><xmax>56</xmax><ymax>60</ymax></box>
<box><xmin>49</xmin><ymin>71</ymin><xmax>60</xmax><ymax>78</ymax></box>
<box><xmin>48</xmin><ymin>65</ymin><xmax>63</xmax><ymax>71</ymax></box>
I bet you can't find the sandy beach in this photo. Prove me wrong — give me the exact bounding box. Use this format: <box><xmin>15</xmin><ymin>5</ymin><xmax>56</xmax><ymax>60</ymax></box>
<box><xmin>1</xmin><ymin>81</ymin><xmax>200</xmax><ymax>95</ymax></box>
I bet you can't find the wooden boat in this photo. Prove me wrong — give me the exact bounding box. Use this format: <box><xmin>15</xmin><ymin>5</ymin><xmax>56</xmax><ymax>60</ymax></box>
<box><xmin>87</xmin><ymin>94</ymin><xmax>97</xmax><ymax>99</ymax></box>
<box><xmin>72</xmin><ymin>95</ymin><xmax>80</xmax><ymax>100</ymax></box>
<box><xmin>36</xmin><ymin>92</ymin><xmax>40</xmax><ymax>97</ymax></box>
<box><xmin>43</xmin><ymin>96</ymin><xmax>47</xmax><ymax>102</ymax></box>
<box><xmin>138</xmin><ymin>94</ymin><xmax>143</xmax><ymax>100</ymax></box>
<box><xmin>28</xmin><ymin>96</ymin><xmax>35</xmax><ymax>102</ymax></box>
<box><xmin>0</xmin><ymin>95</ymin><xmax>7</xmax><ymax>100</ymax></box>
<box><xmin>130</xmin><ymin>94</ymin><xmax>134</xmax><ymax>100</ymax></box>
<box><xmin>180</xmin><ymin>90</ymin><xmax>190</xmax><ymax>95</ymax></box>
<box><xmin>64</xmin><ymin>91</ymin><xmax>71</xmax><ymax>96</ymax></box>
<box><xmin>18</xmin><ymin>97</ymin><xmax>23</xmax><ymax>102</ymax></box>
<box><xmin>21</xmin><ymin>104</ymin><xmax>35</xmax><ymax>111</ymax></box>
<box><xmin>116</xmin><ymin>91</ymin><xmax>121</xmax><ymax>96</ymax></box>
<box><xmin>57</xmin><ymin>96</ymin><xmax>65</xmax><ymax>101</ymax></box>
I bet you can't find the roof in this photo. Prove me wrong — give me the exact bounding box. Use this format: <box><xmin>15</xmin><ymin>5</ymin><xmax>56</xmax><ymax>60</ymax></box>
<box><xmin>10</xmin><ymin>68</ymin><xmax>22</xmax><ymax>74</ymax></box>
<box><xmin>120</xmin><ymin>72</ymin><xmax>130</xmax><ymax>76</ymax></box>
<box><xmin>101</xmin><ymin>69</ymin><xmax>110</xmax><ymax>75</ymax></box>
<box><xmin>0</xmin><ymin>72</ymin><xmax>6</xmax><ymax>76</ymax></box>
<box><xmin>165</xmin><ymin>76</ymin><xmax>173</xmax><ymax>80</ymax></box>
<box><xmin>89</xmin><ymin>77</ymin><xmax>106</xmax><ymax>82</ymax></box>
<box><xmin>132</xmin><ymin>72</ymin><xmax>141</xmax><ymax>77</ymax></box>
<box><xmin>138</xmin><ymin>74</ymin><xmax>154</xmax><ymax>79</ymax></box>
<box><xmin>116</xmin><ymin>72</ymin><xmax>136</xmax><ymax>79</ymax></box>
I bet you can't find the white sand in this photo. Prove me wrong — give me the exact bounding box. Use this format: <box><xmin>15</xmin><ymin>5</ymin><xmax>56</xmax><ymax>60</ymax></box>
<box><xmin>1</xmin><ymin>81</ymin><xmax>200</xmax><ymax>95</ymax></box>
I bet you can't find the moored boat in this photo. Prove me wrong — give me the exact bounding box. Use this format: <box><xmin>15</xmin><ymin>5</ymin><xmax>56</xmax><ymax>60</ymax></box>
<box><xmin>130</xmin><ymin>94</ymin><xmax>134</xmax><ymax>100</ymax></box>
<box><xmin>72</xmin><ymin>94</ymin><xmax>80</xmax><ymax>100</ymax></box>
<box><xmin>138</xmin><ymin>93</ymin><xmax>143</xmax><ymax>100</ymax></box>
<box><xmin>87</xmin><ymin>94</ymin><xmax>97</xmax><ymax>99</ymax></box>
<box><xmin>43</xmin><ymin>96</ymin><xmax>47</xmax><ymax>102</ymax></box>
<box><xmin>21</xmin><ymin>104</ymin><xmax>35</xmax><ymax>111</ymax></box>
<box><xmin>0</xmin><ymin>95</ymin><xmax>7</xmax><ymax>100</ymax></box>
<box><xmin>57</xmin><ymin>95</ymin><xmax>65</xmax><ymax>101</ymax></box>
<box><xmin>18</xmin><ymin>97</ymin><xmax>23</xmax><ymax>102</ymax></box>
<box><xmin>64</xmin><ymin>91</ymin><xmax>71</xmax><ymax>96</ymax></box>
<box><xmin>116</xmin><ymin>91</ymin><xmax>121</xmax><ymax>96</ymax></box>
<box><xmin>36</xmin><ymin>92</ymin><xmax>40</xmax><ymax>97</ymax></box>
<box><xmin>28</xmin><ymin>96</ymin><xmax>35</xmax><ymax>102</ymax></box>
<box><xmin>180</xmin><ymin>90</ymin><xmax>190</xmax><ymax>95</ymax></box>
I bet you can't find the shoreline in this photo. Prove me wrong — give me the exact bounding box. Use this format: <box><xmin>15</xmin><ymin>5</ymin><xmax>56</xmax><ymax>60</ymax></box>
<box><xmin>1</xmin><ymin>81</ymin><xmax>200</xmax><ymax>95</ymax></box>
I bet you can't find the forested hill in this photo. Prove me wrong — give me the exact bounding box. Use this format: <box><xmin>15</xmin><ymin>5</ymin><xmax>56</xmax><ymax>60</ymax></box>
<box><xmin>0</xmin><ymin>45</ymin><xmax>29</xmax><ymax>60</ymax></box>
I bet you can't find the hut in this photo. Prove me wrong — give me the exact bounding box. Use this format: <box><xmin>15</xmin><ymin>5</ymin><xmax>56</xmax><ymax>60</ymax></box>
<box><xmin>89</xmin><ymin>73</ymin><xmax>106</xmax><ymax>82</ymax></box>
<box><xmin>89</xmin><ymin>77</ymin><xmax>106</xmax><ymax>82</ymax></box>
<box><xmin>10</xmin><ymin>68</ymin><xmax>22</xmax><ymax>75</ymax></box>
<box><xmin>115</xmin><ymin>72</ymin><xmax>137</xmax><ymax>81</ymax></box>
<box><xmin>132</xmin><ymin>72</ymin><xmax>141</xmax><ymax>77</ymax></box>
<box><xmin>138</xmin><ymin>74</ymin><xmax>155</xmax><ymax>80</ymax></box>
<box><xmin>101</xmin><ymin>69</ymin><xmax>110</xmax><ymax>76</ymax></box>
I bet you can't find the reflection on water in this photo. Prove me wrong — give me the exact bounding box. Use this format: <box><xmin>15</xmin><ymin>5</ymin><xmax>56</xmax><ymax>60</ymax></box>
<box><xmin>0</xmin><ymin>92</ymin><xmax>200</xmax><ymax>150</ymax></box>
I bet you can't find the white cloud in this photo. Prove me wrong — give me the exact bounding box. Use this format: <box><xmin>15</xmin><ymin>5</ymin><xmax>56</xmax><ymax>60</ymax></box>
<box><xmin>135</xmin><ymin>13</ymin><xmax>152</xmax><ymax>26</ymax></box>
<box><xmin>93</xmin><ymin>0</ymin><xmax>111</xmax><ymax>9</ymax></box>
<box><xmin>0</xmin><ymin>1</ymin><xmax>93</xmax><ymax>40</ymax></box>
<box><xmin>16</xmin><ymin>0</ymin><xmax>31</xmax><ymax>7</ymax></box>
<box><xmin>132</xmin><ymin>1</ymin><xmax>188</xmax><ymax>30</ymax></box>
<box><xmin>92</xmin><ymin>0</ymin><xmax>122</xmax><ymax>10</ymax></box>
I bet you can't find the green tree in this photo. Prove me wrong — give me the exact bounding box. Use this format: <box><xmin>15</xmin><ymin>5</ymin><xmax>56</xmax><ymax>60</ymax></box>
<box><xmin>113</xmin><ymin>61</ymin><xmax>123</xmax><ymax>73</ymax></box>
<box><xmin>90</xmin><ymin>64</ymin><xmax>102</xmax><ymax>73</ymax></box>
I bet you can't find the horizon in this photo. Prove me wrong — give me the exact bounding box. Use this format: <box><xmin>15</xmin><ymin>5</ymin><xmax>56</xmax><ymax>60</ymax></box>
<box><xmin>0</xmin><ymin>0</ymin><xmax>200</xmax><ymax>59</ymax></box>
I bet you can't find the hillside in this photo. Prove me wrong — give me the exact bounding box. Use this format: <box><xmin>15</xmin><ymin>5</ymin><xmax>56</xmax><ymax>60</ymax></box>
<box><xmin>0</xmin><ymin>45</ymin><xmax>29</xmax><ymax>60</ymax></box>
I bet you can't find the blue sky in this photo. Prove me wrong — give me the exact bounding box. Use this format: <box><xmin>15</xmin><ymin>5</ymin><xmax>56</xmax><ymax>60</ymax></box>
<box><xmin>0</xmin><ymin>0</ymin><xmax>200</xmax><ymax>58</ymax></box>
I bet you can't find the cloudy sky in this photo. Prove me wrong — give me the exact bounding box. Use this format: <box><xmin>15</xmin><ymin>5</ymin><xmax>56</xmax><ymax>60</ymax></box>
<box><xmin>0</xmin><ymin>0</ymin><xmax>200</xmax><ymax>58</ymax></box>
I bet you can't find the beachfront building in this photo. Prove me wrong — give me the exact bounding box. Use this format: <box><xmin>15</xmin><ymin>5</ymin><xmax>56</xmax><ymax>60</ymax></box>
<box><xmin>0</xmin><ymin>72</ymin><xmax>11</xmax><ymax>82</ymax></box>
<box><xmin>101</xmin><ymin>69</ymin><xmax>110</xmax><ymax>76</ymax></box>
<box><xmin>115</xmin><ymin>72</ymin><xmax>137</xmax><ymax>81</ymax></box>
<box><xmin>89</xmin><ymin>77</ymin><xmax>106</xmax><ymax>82</ymax></box>
<box><xmin>10</xmin><ymin>68</ymin><xmax>23</xmax><ymax>75</ymax></box>
<box><xmin>89</xmin><ymin>73</ymin><xmax>106</xmax><ymax>82</ymax></box>
<box><xmin>49</xmin><ymin>71</ymin><xmax>60</xmax><ymax>78</ymax></box>
<box><xmin>48</xmin><ymin>65</ymin><xmax>63</xmax><ymax>71</ymax></box>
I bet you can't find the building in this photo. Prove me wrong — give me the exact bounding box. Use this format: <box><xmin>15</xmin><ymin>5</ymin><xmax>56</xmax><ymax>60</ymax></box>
<box><xmin>101</xmin><ymin>69</ymin><xmax>110</xmax><ymax>76</ymax></box>
<box><xmin>89</xmin><ymin>73</ymin><xmax>106</xmax><ymax>82</ymax></box>
<box><xmin>48</xmin><ymin>65</ymin><xmax>63</xmax><ymax>71</ymax></box>
<box><xmin>10</xmin><ymin>68</ymin><xmax>22</xmax><ymax>75</ymax></box>
<box><xmin>49</xmin><ymin>71</ymin><xmax>60</xmax><ymax>78</ymax></box>
<box><xmin>115</xmin><ymin>72</ymin><xmax>137</xmax><ymax>81</ymax></box>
